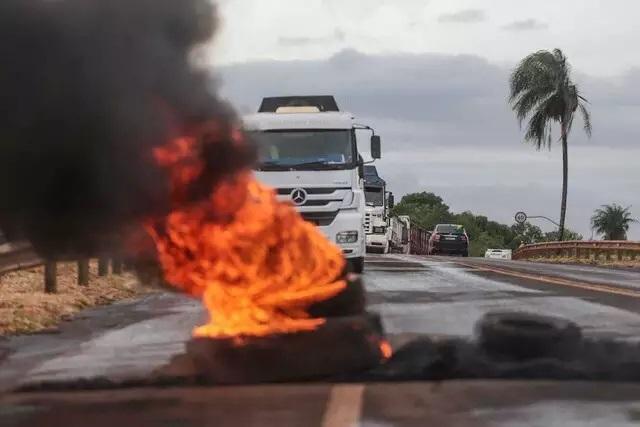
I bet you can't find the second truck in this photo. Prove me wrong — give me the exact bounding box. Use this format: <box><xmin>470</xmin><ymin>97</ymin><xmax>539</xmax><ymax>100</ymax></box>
<box><xmin>364</xmin><ymin>165</ymin><xmax>393</xmax><ymax>254</ymax></box>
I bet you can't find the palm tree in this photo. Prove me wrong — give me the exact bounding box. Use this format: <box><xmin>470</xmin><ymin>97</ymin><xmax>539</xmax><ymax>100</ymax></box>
<box><xmin>509</xmin><ymin>49</ymin><xmax>592</xmax><ymax>241</ymax></box>
<box><xmin>591</xmin><ymin>204</ymin><xmax>637</xmax><ymax>240</ymax></box>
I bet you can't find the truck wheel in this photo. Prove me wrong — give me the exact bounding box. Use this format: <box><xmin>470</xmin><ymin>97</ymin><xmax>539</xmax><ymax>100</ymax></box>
<box><xmin>349</xmin><ymin>257</ymin><xmax>365</xmax><ymax>274</ymax></box>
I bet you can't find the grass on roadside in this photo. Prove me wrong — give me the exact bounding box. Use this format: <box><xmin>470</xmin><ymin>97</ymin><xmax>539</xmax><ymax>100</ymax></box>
<box><xmin>0</xmin><ymin>262</ymin><xmax>151</xmax><ymax>336</ymax></box>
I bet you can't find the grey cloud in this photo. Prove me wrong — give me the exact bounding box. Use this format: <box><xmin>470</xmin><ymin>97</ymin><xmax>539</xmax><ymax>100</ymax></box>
<box><xmin>278</xmin><ymin>28</ymin><xmax>346</xmax><ymax>47</ymax></box>
<box><xmin>219</xmin><ymin>49</ymin><xmax>635</xmax><ymax>151</ymax></box>
<box><xmin>217</xmin><ymin>51</ymin><xmax>640</xmax><ymax>238</ymax></box>
<box><xmin>503</xmin><ymin>19</ymin><xmax>549</xmax><ymax>31</ymax></box>
<box><xmin>438</xmin><ymin>9</ymin><xmax>485</xmax><ymax>24</ymax></box>
<box><xmin>278</xmin><ymin>36</ymin><xmax>317</xmax><ymax>47</ymax></box>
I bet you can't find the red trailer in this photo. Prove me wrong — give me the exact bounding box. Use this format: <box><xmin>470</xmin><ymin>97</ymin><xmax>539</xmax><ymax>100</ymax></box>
<box><xmin>410</xmin><ymin>226</ymin><xmax>431</xmax><ymax>255</ymax></box>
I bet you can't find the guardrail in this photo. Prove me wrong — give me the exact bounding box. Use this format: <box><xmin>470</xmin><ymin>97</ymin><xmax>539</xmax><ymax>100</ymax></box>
<box><xmin>0</xmin><ymin>243</ymin><xmax>127</xmax><ymax>293</ymax></box>
<box><xmin>0</xmin><ymin>243</ymin><xmax>42</xmax><ymax>275</ymax></box>
<box><xmin>514</xmin><ymin>240</ymin><xmax>640</xmax><ymax>262</ymax></box>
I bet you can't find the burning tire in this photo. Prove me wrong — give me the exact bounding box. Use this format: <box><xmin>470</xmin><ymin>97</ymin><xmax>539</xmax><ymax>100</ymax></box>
<box><xmin>348</xmin><ymin>257</ymin><xmax>365</xmax><ymax>274</ymax></box>
<box><xmin>184</xmin><ymin>314</ymin><xmax>386</xmax><ymax>384</ymax></box>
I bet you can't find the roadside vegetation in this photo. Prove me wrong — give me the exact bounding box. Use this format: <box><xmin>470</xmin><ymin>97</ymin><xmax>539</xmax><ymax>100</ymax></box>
<box><xmin>0</xmin><ymin>262</ymin><xmax>150</xmax><ymax>336</ymax></box>
<box><xmin>391</xmin><ymin>191</ymin><xmax>583</xmax><ymax>257</ymax></box>
<box><xmin>591</xmin><ymin>204</ymin><xmax>637</xmax><ymax>240</ymax></box>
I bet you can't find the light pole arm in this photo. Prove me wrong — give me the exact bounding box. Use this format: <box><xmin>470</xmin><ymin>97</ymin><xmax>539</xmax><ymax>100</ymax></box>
<box><xmin>528</xmin><ymin>216</ymin><xmax>561</xmax><ymax>228</ymax></box>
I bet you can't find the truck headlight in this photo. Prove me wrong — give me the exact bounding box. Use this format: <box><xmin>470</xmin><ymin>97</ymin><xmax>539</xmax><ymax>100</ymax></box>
<box><xmin>336</xmin><ymin>231</ymin><xmax>359</xmax><ymax>244</ymax></box>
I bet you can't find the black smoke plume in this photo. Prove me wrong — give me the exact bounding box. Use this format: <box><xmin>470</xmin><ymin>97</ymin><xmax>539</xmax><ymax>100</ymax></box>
<box><xmin>0</xmin><ymin>0</ymin><xmax>255</xmax><ymax>258</ymax></box>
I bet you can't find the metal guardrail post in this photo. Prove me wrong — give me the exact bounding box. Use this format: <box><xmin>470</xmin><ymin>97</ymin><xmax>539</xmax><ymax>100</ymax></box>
<box><xmin>78</xmin><ymin>258</ymin><xmax>90</xmax><ymax>286</ymax></box>
<box><xmin>98</xmin><ymin>257</ymin><xmax>110</xmax><ymax>277</ymax></box>
<box><xmin>44</xmin><ymin>261</ymin><xmax>57</xmax><ymax>294</ymax></box>
<box><xmin>112</xmin><ymin>258</ymin><xmax>123</xmax><ymax>275</ymax></box>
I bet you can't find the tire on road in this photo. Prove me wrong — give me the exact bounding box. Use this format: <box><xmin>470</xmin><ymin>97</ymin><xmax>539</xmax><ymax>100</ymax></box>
<box><xmin>477</xmin><ymin>312</ymin><xmax>582</xmax><ymax>361</ymax></box>
<box><xmin>348</xmin><ymin>257</ymin><xmax>365</xmax><ymax>274</ymax></box>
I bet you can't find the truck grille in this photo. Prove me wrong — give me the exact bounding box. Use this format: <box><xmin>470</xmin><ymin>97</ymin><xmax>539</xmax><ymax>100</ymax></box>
<box><xmin>277</xmin><ymin>187</ymin><xmax>350</xmax><ymax>196</ymax></box>
<box><xmin>364</xmin><ymin>213</ymin><xmax>373</xmax><ymax>233</ymax></box>
<box><xmin>300</xmin><ymin>211</ymin><xmax>339</xmax><ymax>227</ymax></box>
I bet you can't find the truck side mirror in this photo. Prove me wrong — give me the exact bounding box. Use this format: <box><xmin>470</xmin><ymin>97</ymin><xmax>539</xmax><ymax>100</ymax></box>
<box><xmin>388</xmin><ymin>193</ymin><xmax>395</xmax><ymax>209</ymax></box>
<box><xmin>371</xmin><ymin>135</ymin><xmax>382</xmax><ymax>159</ymax></box>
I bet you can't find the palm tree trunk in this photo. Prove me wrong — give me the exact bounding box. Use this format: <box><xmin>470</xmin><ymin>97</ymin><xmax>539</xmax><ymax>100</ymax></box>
<box><xmin>559</xmin><ymin>128</ymin><xmax>569</xmax><ymax>241</ymax></box>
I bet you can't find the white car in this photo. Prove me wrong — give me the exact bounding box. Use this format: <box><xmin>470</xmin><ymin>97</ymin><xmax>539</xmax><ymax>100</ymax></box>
<box><xmin>485</xmin><ymin>249</ymin><xmax>513</xmax><ymax>260</ymax></box>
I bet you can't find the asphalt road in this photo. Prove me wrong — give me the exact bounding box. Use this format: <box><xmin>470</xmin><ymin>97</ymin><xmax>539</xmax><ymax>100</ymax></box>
<box><xmin>1</xmin><ymin>255</ymin><xmax>640</xmax><ymax>426</ymax></box>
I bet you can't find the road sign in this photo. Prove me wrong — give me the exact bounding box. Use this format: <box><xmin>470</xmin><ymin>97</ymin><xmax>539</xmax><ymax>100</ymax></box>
<box><xmin>515</xmin><ymin>212</ymin><xmax>528</xmax><ymax>224</ymax></box>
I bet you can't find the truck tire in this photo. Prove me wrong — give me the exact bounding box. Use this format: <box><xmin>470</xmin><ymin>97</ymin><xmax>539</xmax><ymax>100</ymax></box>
<box><xmin>349</xmin><ymin>257</ymin><xmax>365</xmax><ymax>274</ymax></box>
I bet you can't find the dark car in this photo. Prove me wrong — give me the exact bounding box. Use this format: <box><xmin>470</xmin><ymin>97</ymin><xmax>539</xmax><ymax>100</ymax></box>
<box><xmin>428</xmin><ymin>224</ymin><xmax>469</xmax><ymax>256</ymax></box>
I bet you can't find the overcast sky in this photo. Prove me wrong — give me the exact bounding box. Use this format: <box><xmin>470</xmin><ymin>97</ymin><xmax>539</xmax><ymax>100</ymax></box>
<box><xmin>210</xmin><ymin>0</ymin><xmax>640</xmax><ymax>239</ymax></box>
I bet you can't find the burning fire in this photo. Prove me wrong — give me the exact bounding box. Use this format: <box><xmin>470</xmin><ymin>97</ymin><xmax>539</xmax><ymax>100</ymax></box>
<box><xmin>379</xmin><ymin>340</ymin><xmax>393</xmax><ymax>360</ymax></box>
<box><xmin>146</xmin><ymin>130</ymin><xmax>348</xmax><ymax>338</ymax></box>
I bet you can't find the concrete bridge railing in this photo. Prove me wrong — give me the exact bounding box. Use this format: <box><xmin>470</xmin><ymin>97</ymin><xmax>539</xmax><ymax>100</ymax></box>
<box><xmin>514</xmin><ymin>240</ymin><xmax>640</xmax><ymax>262</ymax></box>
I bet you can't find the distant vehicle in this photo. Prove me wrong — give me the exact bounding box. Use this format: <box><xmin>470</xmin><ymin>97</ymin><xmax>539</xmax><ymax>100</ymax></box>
<box><xmin>428</xmin><ymin>224</ymin><xmax>469</xmax><ymax>257</ymax></box>
<box><xmin>364</xmin><ymin>166</ymin><xmax>392</xmax><ymax>254</ymax></box>
<box><xmin>389</xmin><ymin>215</ymin><xmax>410</xmax><ymax>254</ymax></box>
<box><xmin>485</xmin><ymin>249</ymin><xmax>513</xmax><ymax>260</ymax></box>
<box><xmin>410</xmin><ymin>226</ymin><xmax>431</xmax><ymax>255</ymax></box>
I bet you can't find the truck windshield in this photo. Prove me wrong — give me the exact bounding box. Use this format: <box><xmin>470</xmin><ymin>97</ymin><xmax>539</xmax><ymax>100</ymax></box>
<box><xmin>250</xmin><ymin>130</ymin><xmax>355</xmax><ymax>171</ymax></box>
<box><xmin>365</xmin><ymin>186</ymin><xmax>384</xmax><ymax>206</ymax></box>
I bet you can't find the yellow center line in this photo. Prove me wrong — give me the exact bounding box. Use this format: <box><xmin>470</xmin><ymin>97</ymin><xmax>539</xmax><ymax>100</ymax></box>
<box><xmin>321</xmin><ymin>384</ymin><xmax>365</xmax><ymax>427</ymax></box>
<box><xmin>457</xmin><ymin>261</ymin><xmax>640</xmax><ymax>299</ymax></box>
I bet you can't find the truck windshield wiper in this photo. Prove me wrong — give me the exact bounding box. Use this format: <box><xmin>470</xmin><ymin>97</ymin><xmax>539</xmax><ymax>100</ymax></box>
<box><xmin>293</xmin><ymin>161</ymin><xmax>345</xmax><ymax>170</ymax></box>
<box><xmin>256</xmin><ymin>161</ymin><xmax>293</xmax><ymax>171</ymax></box>
<box><xmin>257</xmin><ymin>161</ymin><xmax>345</xmax><ymax>171</ymax></box>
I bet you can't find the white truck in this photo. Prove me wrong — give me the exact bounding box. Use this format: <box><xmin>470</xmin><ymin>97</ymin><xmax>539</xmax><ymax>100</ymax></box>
<box><xmin>389</xmin><ymin>215</ymin><xmax>411</xmax><ymax>254</ymax></box>
<box><xmin>364</xmin><ymin>166</ymin><xmax>391</xmax><ymax>254</ymax></box>
<box><xmin>243</xmin><ymin>96</ymin><xmax>382</xmax><ymax>273</ymax></box>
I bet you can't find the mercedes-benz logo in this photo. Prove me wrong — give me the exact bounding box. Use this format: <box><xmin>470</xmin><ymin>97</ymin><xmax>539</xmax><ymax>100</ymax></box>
<box><xmin>290</xmin><ymin>188</ymin><xmax>308</xmax><ymax>206</ymax></box>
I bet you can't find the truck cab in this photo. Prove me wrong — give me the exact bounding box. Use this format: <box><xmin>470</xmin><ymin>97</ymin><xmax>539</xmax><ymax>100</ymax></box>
<box><xmin>243</xmin><ymin>96</ymin><xmax>381</xmax><ymax>273</ymax></box>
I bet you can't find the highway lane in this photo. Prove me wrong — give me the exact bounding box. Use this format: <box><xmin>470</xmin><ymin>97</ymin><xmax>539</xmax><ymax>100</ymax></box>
<box><xmin>2</xmin><ymin>254</ymin><xmax>640</xmax><ymax>390</ymax></box>
<box><xmin>2</xmin><ymin>255</ymin><xmax>640</xmax><ymax>425</ymax></box>
<box><xmin>365</xmin><ymin>255</ymin><xmax>640</xmax><ymax>344</ymax></box>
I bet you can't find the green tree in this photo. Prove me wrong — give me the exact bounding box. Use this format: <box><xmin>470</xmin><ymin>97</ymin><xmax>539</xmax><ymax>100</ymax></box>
<box><xmin>544</xmin><ymin>229</ymin><xmax>583</xmax><ymax>242</ymax></box>
<box><xmin>591</xmin><ymin>204</ymin><xmax>637</xmax><ymax>240</ymax></box>
<box><xmin>509</xmin><ymin>49</ymin><xmax>592</xmax><ymax>241</ymax></box>
<box><xmin>399</xmin><ymin>192</ymin><xmax>448</xmax><ymax>209</ymax></box>
<box><xmin>510</xmin><ymin>222</ymin><xmax>544</xmax><ymax>247</ymax></box>
<box><xmin>470</xmin><ymin>231</ymin><xmax>506</xmax><ymax>258</ymax></box>
<box><xmin>392</xmin><ymin>192</ymin><xmax>453</xmax><ymax>231</ymax></box>
<box><xmin>394</xmin><ymin>192</ymin><xmax>539</xmax><ymax>256</ymax></box>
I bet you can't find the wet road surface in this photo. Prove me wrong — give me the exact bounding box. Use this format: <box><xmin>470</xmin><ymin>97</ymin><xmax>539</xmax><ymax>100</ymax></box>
<box><xmin>365</xmin><ymin>255</ymin><xmax>640</xmax><ymax>342</ymax></box>
<box><xmin>1</xmin><ymin>254</ymin><xmax>640</xmax><ymax>425</ymax></box>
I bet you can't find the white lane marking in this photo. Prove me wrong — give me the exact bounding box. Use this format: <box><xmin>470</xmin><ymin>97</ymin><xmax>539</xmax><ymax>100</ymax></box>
<box><xmin>321</xmin><ymin>384</ymin><xmax>365</xmax><ymax>427</ymax></box>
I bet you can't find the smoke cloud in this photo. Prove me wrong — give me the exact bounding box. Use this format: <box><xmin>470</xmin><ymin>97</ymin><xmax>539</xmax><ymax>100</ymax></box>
<box><xmin>0</xmin><ymin>0</ymin><xmax>254</xmax><ymax>258</ymax></box>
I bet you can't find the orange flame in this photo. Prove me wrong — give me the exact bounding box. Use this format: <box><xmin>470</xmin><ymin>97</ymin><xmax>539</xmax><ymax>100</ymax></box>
<box><xmin>379</xmin><ymin>340</ymin><xmax>393</xmax><ymax>360</ymax></box>
<box><xmin>146</xmin><ymin>132</ymin><xmax>347</xmax><ymax>338</ymax></box>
